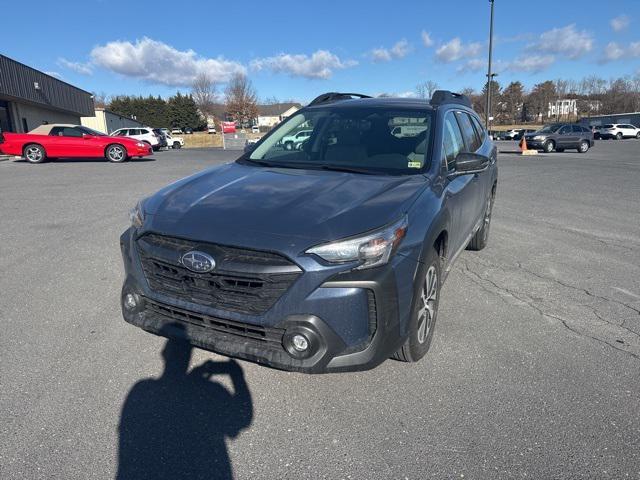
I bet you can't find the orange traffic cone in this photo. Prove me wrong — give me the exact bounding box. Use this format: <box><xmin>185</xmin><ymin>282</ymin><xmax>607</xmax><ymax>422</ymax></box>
<box><xmin>519</xmin><ymin>135</ymin><xmax>538</xmax><ymax>156</ymax></box>
<box><xmin>519</xmin><ymin>136</ymin><xmax>527</xmax><ymax>152</ymax></box>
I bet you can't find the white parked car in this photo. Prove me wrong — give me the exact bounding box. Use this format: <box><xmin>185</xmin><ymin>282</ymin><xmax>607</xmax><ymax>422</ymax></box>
<box><xmin>598</xmin><ymin>123</ymin><xmax>640</xmax><ymax>140</ymax></box>
<box><xmin>281</xmin><ymin>129</ymin><xmax>312</xmax><ymax>150</ymax></box>
<box><xmin>112</xmin><ymin>127</ymin><xmax>161</xmax><ymax>150</ymax></box>
<box><xmin>503</xmin><ymin>129</ymin><xmax>522</xmax><ymax>140</ymax></box>
<box><xmin>171</xmin><ymin>128</ymin><xmax>183</xmax><ymax>135</ymax></box>
<box><xmin>207</xmin><ymin>125</ymin><xmax>217</xmax><ymax>134</ymax></box>
<box><xmin>251</xmin><ymin>125</ymin><xmax>260</xmax><ymax>133</ymax></box>
<box><xmin>165</xmin><ymin>133</ymin><xmax>184</xmax><ymax>149</ymax></box>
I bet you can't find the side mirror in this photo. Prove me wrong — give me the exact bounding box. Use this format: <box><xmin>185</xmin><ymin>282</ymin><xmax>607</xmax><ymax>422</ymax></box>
<box><xmin>451</xmin><ymin>152</ymin><xmax>489</xmax><ymax>176</ymax></box>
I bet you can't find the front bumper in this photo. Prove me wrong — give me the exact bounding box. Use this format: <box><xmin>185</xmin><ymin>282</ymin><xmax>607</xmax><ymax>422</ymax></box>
<box><xmin>120</xmin><ymin>228</ymin><xmax>414</xmax><ymax>373</ymax></box>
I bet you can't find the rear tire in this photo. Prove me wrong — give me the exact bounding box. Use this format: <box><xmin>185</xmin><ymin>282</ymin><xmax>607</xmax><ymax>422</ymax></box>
<box><xmin>23</xmin><ymin>144</ymin><xmax>46</xmax><ymax>163</ymax></box>
<box><xmin>105</xmin><ymin>144</ymin><xmax>128</xmax><ymax>163</ymax></box>
<box><xmin>636</xmin><ymin>132</ymin><xmax>640</xmax><ymax>139</ymax></box>
<box><xmin>393</xmin><ymin>247</ymin><xmax>441</xmax><ymax>363</ymax></box>
<box><xmin>616</xmin><ymin>132</ymin><xmax>623</xmax><ymax>140</ymax></box>
<box><xmin>544</xmin><ymin>140</ymin><xmax>555</xmax><ymax>153</ymax></box>
<box><xmin>578</xmin><ymin>140</ymin><xmax>589</xmax><ymax>153</ymax></box>
<box><xmin>284</xmin><ymin>141</ymin><xmax>294</xmax><ymax>151</ymax></box>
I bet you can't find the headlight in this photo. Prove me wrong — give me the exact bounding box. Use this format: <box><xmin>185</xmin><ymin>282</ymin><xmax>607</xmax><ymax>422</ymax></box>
<box><xmin>136</xmin><ymin>142</ymin><xmax>146</xmax><ymax>147</ymax></box>
<box><xmin>129</xmin><ymin>201</ymin><xmax>145</xmax><ymax>228</ymax></box>
<box><xmin>306</xmin><ymin>216</ymin><xmax>408</xmax><ymax>270</ymax></box>
<box><xmin>533</xmin><ymin>135</ymin><xmax>545</xmax><ymax>140</ymax></box>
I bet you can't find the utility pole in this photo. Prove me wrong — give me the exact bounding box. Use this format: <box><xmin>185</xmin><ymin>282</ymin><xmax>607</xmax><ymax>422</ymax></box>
<box><xmin>485</xmin><ymin>0</ymin><xmax>495</xmax><ymax>129</ymax></box>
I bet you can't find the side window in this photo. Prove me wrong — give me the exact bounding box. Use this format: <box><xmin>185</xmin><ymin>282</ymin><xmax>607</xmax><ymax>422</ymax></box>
<box><xmin>559</xmin><ymin>126</ymin><xmax>571</xmax><ymax>135</ymax></box>
<box><xmin>49</xmin><ymin>127</ymin><xmax>63</xmax><ymax>136</ymax></box>
<box><xmin>114</xmin><ymin>129</ymin><xmax>127</xmax><ymax>136</ymax></box>
<box><xmin>572</xmin><ymin>125</ymin><xmax>583</xmax><ymax>133</ymax></box>
<box><xmin>60</xmin><ymin>127</ymin><xmax>82</xmax><ymax>137</ymax></box>
<box><xmin>128</xmin><ymin>129</ymin><xmax>139</xmax><ymax>136</ymax></box>
<box><xmin>470</xmin><ymin>115</ymin><xmax>486</xmax><ymax>143</ymax></box>
<box><xmin>443</xmin><ymin>112</ymin><xmax>464</xmax><ymax>171</ymax></box>
<box><xmin>139</xmin><ymin>129</ymin><xmax>149</xmax><ymax>135</ymax></box>
<box><xmin>455</xmin><ymin>112</ymin><xmax>481</xmax><ymax>152</ymax></box>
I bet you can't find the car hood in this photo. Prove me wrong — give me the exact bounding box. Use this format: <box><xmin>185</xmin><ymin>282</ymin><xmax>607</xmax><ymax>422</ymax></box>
<box><xmin>143</xmin><ymin>162</ymin><xmax>428</xmax><ymax>251</ymax></box>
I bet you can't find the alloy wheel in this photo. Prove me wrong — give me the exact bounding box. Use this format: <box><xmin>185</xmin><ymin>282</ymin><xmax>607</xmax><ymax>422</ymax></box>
<box><xmin>416</xmin><ymin>266</ymin><xmax>438</xmax><ymax>344</ymax></box>
<box><xmin>109</xmin><ymin>146</ymin><xmax>125</xmax><ymax>161</ymax></box>
<box><xmin>25</xmin><ymin>146</ymin><xmax>42</xmax><ymax>162</ymax></box>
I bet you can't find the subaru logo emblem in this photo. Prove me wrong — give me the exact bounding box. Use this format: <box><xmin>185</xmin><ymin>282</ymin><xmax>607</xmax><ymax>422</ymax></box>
<box><xmin>180</xmin><ymin>251</ymin><xmax>216</xmax><ymax>273</ymax></box>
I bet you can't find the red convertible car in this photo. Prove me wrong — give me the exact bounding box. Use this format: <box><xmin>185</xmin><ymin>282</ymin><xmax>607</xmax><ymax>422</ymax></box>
<box><xmin>0</xmin><ymin>124</ymin><xmax>153</xmax><ymax>163</ymax></box>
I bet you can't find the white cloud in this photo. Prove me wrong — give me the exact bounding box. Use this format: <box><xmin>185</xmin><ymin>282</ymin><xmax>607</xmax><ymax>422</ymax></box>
<box><xmin>44</xmin><ymin>71</ymin><xmax>63</xmax><ymax>79</ymax></box>
<box><xmin>370</xmin><ymin>39</ymin><xmax>411</xmax><ymax>63</ymax></box>
<box><xmin>600</xmin><ymin>42</ymin><xmax>625</xmax><ymax>63</ymax></box>
<box><xmin>90</xmin><ymin>37</ymin><xmax>245</xmax><ymax>86</ymax></box>
<box><xmin>610</xmin><ymin>15</ymin><xmax>630</xmax><ymax>32</ymax></box>
<box><xmin>629</xmin><ymin>42</ymin><xmax>640</xmax><ymax>57</ymax></box>
<box><xmin>435</xmin><ymin>38</ymin><xmax>482</xmax><ymax>63</ymax></box>
<box><xmin>507</xmin><ymin>55</ymin><xmax>556</xmax><ymax>73</ymax></box>
<box><xmin>457</xmin><ymin>58</ymin><xmax>486</xmax><ymax>73</ymax></box>
<box><xmin>250</xmin><ymin>50</ymin><xmax>357</xmax><ymax>79</ymax></box>
<box><xmin>57</xmin><ymin>58</ymin><xmax>93</xmax><ymax>75</ymax></box>
<box><xmin>529</xmin><ymin>24</ymin><xmax>593</xmax><ymax>59</ymax></box>
<box><xmin>421</xmin><ymin>31</ymin><xmax>434</xmax><ymax>47</ymax></box>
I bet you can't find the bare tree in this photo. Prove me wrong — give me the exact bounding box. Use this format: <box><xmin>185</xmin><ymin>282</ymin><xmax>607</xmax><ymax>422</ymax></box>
<box><xmin>191</xmin><ymin>73</ymin><xmax>218</xmax><ymax>121</ymax></box>
<box><xmin>416</xmin><ymin>80</ymin><xmax>439</xmax><ymax>100</ymax></box>
<box><xmin>224</xmin><ymin>73</ymin><xmax>258</xmax><ymax>127</ymax></box>
<box><xmin>263</xmin><ymin>96</ymin><xmax>280</xmax><ymax>105</ymax></box>
<box><xmin>92</xmin><ymin>91</ymin><xmax>110</xmax><ymax>109</ymax></box>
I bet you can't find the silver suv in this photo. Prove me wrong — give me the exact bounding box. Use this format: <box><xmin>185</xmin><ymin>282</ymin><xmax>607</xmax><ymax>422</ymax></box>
<box><xmin>599</xmin><ymin>124</ymin><xmax>640</xmax><ymax>140</ymax></box>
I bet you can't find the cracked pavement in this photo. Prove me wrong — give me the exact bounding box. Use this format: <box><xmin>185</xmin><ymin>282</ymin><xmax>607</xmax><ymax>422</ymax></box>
<box><xmin>1</xmin><ymin>143</ymin><xmax>639</xmax><ymax>479</ymax></box>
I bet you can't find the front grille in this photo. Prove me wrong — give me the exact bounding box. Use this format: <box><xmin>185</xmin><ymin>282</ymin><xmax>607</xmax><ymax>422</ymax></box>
<box><xmin>137</xmin><ymin>234</ymin><xmax>301</xmax><ymax>315</ymax></box>
<box><xmin>145</xmin><ymin>298</ymin><xmax>285</xmax><ymax>347</ymax></box>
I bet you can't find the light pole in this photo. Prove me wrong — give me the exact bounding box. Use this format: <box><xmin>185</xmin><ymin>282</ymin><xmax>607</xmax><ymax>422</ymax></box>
<box><xmin>485</xmin><ymin>0</ymin><xmax>495</xmax><ymax>129</ymax></box>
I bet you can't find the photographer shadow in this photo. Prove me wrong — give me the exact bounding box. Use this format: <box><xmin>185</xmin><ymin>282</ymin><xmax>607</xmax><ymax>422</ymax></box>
<box><xmin>116</xmin><ymin>325</ymin><xmax>253</xmax><ymax>480</ymax></box>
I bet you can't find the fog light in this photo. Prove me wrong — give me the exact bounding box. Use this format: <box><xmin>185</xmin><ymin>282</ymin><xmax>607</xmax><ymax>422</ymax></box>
<box><xmin>291</xmin><ymin>334</ymin><xmax>309</xmax><ymax>352</ymax></box>
<box><xmin>124</xmin><ymin>293</ymin><xmax>138</xmax><ymax>310</ymax></box>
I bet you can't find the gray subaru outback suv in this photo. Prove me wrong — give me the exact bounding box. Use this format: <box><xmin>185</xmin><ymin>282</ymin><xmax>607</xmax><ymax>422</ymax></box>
<box><xmin>120</xmin><ymin>91</ymin><xmax>498</xmax><ymax>373</ymax></box>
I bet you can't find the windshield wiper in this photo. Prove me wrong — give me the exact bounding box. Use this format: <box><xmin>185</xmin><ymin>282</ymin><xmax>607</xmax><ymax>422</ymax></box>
<box><xmin>316</xmin><ymin>164</ymin><xmax>378</xmax><ymax>175</ymax></box>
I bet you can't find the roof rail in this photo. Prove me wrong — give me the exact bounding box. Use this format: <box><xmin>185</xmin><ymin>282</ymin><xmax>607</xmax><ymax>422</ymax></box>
<box><xmin>430</xmin><ymin>90</ymin><xmax>472</xmax><ymax>108</ymax></box>
<box><xmin>309</xmin><ymin>92</ymin><xmax>372</xmax><ymax>106</ymax></box>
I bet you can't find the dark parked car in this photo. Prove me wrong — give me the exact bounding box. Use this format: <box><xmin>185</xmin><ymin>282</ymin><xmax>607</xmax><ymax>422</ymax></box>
<box><xmin>120</xmin><ymin>91</ymin><xmax>498</xmax><ymax>373</ymax></box>
<box><xmin>524</xmin><ymin>123</ymin><xmax>594</xmax><ymax>153</ymax></box>
<box><xmin>152</xmin><ymin>129</ymin><xmax>168</xmax><ymax>150</ymax></box>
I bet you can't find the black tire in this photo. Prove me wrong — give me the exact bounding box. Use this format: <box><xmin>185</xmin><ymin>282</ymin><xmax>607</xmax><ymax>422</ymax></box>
<box><xmin>543</xmin><ymin>140</ymin><xmax>555</xmax><ymax>153</ymax></box>
<box><xmin>393</xmin><ymin>247</ymin><xmax>441</xmax><ymax>363</ymax></box>
<box><xmin>616</xmin><ymin>132</ymin><xmax>623</xmax><ymax>140</ymax></box>
<box><xmin>467</xmin><ymin>189</ymin><xmax>494</xmax><ymax>251</ymax></box>
<box><xmin>577</xmin><ymin>140</ymin><xmax>589</xmax><ymax>153</ymax></box>
<box><xmin>636</xmin><ymin>132</ymin><xmax>640</xmax><ymax>139</ymax></box>
<box><xmin>23</xmin><ymin>144</ymin><xmax>46</xmax><ymax>163</ymax></box>
<box><xmin>284</xmin><ymin>141</ymin><xmax>294</xmax><ymax>151</ymax></box>
<box><xmin>172</xmin><ymin>142</ymin><xmax>182</xmax><ymax>149</ymax></box>
<box><xmin>105</xmin><ymin>144</ymin><xmax>128</xmax><ymax>163</ymax></box>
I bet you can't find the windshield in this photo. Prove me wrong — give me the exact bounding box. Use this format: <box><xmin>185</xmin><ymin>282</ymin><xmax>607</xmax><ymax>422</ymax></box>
<box><xmin>77</xmin><ymin>126</ymin><xmax>106</xmax><ymax>136</ymax></box>
<box><xmin>246</xmin><ymin>107</ymin><xmax>433</xmax><ymax>175</ymax></box>
<box><xmin>538</xmin><ymin>124</ymin><xmax>561</xmax><ymax>133</ymax></box>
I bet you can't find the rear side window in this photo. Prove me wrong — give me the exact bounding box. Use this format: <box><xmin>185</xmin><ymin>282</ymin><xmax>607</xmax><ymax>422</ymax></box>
<box><xmin>603</xmin><ymin>124</ymin><xmax>614</xmax><ymax>128</ymax></box>
<box><xmin>443</xmin><ymin>112</ymin><xmax>464</xmax><ymax>171</ymax></box>
<box><xmin>571</xmin><ymin>125</ymin><xmax>583</xmax><ymax>133</ymax></box>
<box><xmin>455</xmin><ymin>112</ymin><xmax>481</xmax><ymax>152</ymax></box>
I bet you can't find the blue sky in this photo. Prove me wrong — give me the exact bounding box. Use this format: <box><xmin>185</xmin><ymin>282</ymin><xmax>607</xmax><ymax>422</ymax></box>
<box><xmin>4</xmin><ymin>0</ymin><xmax>640</xmax><ymax>102</ymax></box>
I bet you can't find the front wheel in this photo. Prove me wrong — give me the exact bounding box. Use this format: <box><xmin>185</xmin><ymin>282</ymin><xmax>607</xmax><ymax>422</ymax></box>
<box><xmin>467</xmin><ymin>191</ymin><xmax>494</xmax><ymax>251</ymax></box>
<box><xmin>172</xmin><ymin>142</ymin><xmax>182</xmax><ymax>149</ymax></box>
<box><xmin>578</xmin><ymin>140</ymin><xmax>589</xmax><ymax>153</ymax></box>
<box><xmin>284</xmin><ymin>141</ymin><xmax>294</xmax><ymax>151</ymax></box>
<box><xmin>23</xmin><ymin>144</ymin><xmax>46</xmax><ymax>163</ymax></box>
<box><xmin>636</xmin><ymin>132</ymin><xmax>640</xmax><ymax>139</ymax></box>
<box><xmin>393</xmin><ymin>248</ymin><xmax>441</xmax><ymax>363</ymax></box>
<box><xmin>105</xmin><ymin>144</ymin><xmax>128</xmax><ymax>163</ymax></box>
<box><xmin>544</xmin><ymin>140</ymin><xmax>555</xmax><ymax>153</ymax></box>
<box><xmin>616</xmin><ymin>132</ymin><xmax>623</xmax><ymax>140</ymax></box>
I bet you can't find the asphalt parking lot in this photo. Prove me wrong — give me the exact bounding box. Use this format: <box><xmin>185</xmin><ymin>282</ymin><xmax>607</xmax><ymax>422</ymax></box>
<box><xmin>1</xmin><ymin>141</ymin><xmax>639</xmax><ymax>479</ymax></box>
